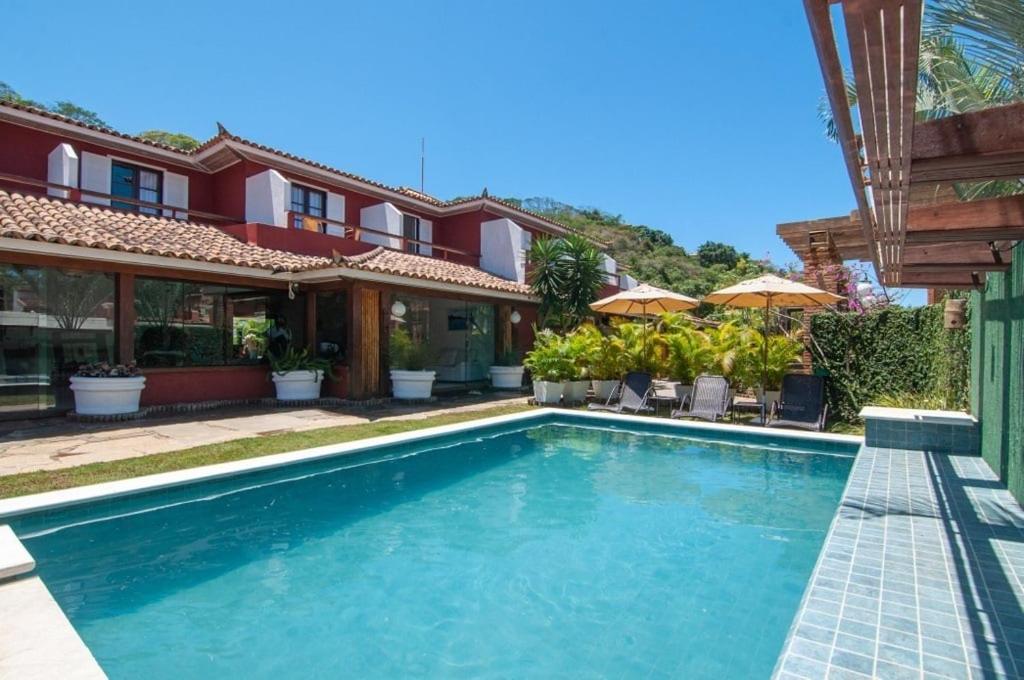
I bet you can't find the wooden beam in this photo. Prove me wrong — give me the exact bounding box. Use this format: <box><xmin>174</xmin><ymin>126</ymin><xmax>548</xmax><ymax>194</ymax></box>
<box><xmin>911</xmin><ymin>104</ymin><xmax>1024</xmax><ymax>183</ymax></box>
<box><xmin>902</xmin><ymin>262</ymin><xmax>1010</xmax><ymax>273</ymax></box>
<box><xmin>897</xmin><ymin>271</ymin><xmax>985</xmax><ymax>288</ymax></box>
<box><xmin>903</xmin><ymin>241</ymin><xmax>1013</xmax><ymax>266</ymax></box>
<box><xmin>803</xmin><ymin>0</ymin><xmax>883</xmax><ymax>275</ymax></box>
<box><xmin>908</xmin><ymin>194</ymin><xmax>1024</xmax><ymax>229</ymax></box>
<box><xmin>843</xmin><ymin>0</ymin><xmax>922</xmax><ymax>276</ymax></box>
<box><xmin>912</xmin><ymin>103</ymin><xmax>1024</xmax><ymax>157</ymax></box>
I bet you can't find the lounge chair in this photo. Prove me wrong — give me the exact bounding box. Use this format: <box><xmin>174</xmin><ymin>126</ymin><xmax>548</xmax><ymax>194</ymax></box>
<box><xmin>588</xmin><ymin>372</ymin><xmax>654</xmax><ymax>414</ymax></box>
<box><xmin>671</xmin><ymin>375</ymin><xmax>730</xmax><ymax>422</ymax></box>
<box><xmin>764</xmin><ymin>373</ymin><xmax>828</xmax><ymax>432</ymax></box>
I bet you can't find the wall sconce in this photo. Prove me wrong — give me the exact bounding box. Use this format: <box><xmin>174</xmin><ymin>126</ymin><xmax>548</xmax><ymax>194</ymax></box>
<box><xmin>391</xmin><ymin>300</ymin><xmax>407</xmax><ymax>318</ymax></box>
<box><xmin>510</xmin><ymin>309</ymin><xmax>522</xmax><ymax>324</ymax></box>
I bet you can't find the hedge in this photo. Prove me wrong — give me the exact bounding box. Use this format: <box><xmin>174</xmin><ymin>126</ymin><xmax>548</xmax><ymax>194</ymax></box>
<box><xmin>810</xmin><ymin>302</ymin><xmax>970</xmax><ymax>422</ymax></box>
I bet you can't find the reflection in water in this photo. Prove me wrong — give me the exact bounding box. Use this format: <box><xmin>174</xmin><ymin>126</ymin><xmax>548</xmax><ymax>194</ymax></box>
<box><xmin>19</xmin><ymin>422</ymin><xmax>852</xmax><ymax>680</ymax></box>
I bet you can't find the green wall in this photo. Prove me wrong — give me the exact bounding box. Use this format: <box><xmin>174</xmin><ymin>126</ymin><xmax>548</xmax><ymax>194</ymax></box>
<box><xmin>971</xmin><ymin>241</ymin><xmax>1024</xmax><ymax>504</ymax></box>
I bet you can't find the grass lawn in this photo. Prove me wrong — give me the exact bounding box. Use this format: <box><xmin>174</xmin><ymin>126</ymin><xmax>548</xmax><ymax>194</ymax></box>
<box><xmin>0</xmin><ymin>403</ymin><xmax>533</xmax><ymax>499</ymax></box>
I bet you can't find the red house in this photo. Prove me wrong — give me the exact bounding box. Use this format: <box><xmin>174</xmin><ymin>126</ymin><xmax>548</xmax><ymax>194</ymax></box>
<box><xmin>0</xmin><ymin>101</ymin><xmax>633</xmax><ymax>418</ymax></box>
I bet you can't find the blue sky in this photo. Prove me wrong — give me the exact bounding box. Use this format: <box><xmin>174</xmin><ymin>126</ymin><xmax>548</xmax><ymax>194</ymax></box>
<box><xmin>4</xmin><ymin>1</ymin><xmax>879</xmax><ymax>277</ymax></box>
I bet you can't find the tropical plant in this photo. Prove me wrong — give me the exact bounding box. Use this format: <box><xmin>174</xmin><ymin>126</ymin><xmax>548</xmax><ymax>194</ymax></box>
<box><xmin>663</xmin><ymin>326</ymin><xmax>715</xmax><ymax>384</ymax></box>
<box><xmin>388</xmin><ymin>328</ymin><xmax>436</xmax><ymax>371</ymax></box>
<box><xmin>269</xmin><ymin>347</ymin><xmax>336</xmax><ymax>378</ymax></box>
<box><xmin>761</xmin><ymin>333</ymin><xmax>804</xmax><ymax>390</ymax></box>
<box><xmin>523</xmin><ymin>329</ymin><xmax>574</xmax><ymax>382</ymax></box>
<box><xmin>704</xmin><ymin>322</ymin><xmax>761</xmax><ymax>387</ymax></box>
<box><xmin>575</xmin><ymin>324</ymin><xmax>627</xmax><ymax>380</ymax></box>
<box><xmin>527</xmin><ymin>235</ymin><xmax>605</xmax><ymax>330</ymax></box>
<box><xmin>613</xmin><ymin>319</ymin><xmax>666</xmax><ymax>375</ymax></box>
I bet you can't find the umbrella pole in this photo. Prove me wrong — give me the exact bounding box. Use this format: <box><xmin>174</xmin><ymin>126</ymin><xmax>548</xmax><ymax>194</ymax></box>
<box><xmin>762</xmin><ymin>296</ymin><xmax>769</xmax><ymax>400</ymax></box>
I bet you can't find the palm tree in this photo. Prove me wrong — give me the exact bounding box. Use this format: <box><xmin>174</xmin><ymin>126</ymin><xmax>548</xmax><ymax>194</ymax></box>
<box><xmin>527</xmin><ymin>234</ymin><xmax>605</xmax><ymax>330</ymax></box>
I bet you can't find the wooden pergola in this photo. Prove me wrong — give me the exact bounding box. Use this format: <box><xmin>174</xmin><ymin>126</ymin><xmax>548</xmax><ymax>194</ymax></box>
<box><xmin>781</xmin><ymin>0</ymin><xmax>1024</xmax><ymax>290</ymax></box>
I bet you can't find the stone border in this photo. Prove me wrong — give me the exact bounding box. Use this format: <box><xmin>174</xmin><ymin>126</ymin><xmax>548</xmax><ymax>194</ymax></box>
<box><xmin>0</xmin><ymin>408</ymin><xmax>861</xmax><ymax>519</ymax></box>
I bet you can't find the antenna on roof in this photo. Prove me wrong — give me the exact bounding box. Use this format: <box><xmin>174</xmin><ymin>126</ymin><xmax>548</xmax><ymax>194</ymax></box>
<box><xmin>420</xmin><ymin>137</ymin><xmax>425</xmax><ymax>194</ymax></box>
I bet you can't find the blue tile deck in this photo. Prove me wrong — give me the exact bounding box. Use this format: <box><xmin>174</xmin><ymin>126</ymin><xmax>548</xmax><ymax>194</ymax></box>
<box><xmin>774</xmin><ymin>445</ymin><xmax>1024</xmax><ymax>679</ymax></box>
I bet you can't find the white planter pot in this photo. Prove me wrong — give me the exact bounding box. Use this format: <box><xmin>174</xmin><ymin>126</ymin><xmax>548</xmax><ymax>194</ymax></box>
<box><xmin>562</xmin><ymin>380</ymin><xmax>590</xmax><ymax>403</ymax></box>
<box><xmin>532</xmin><ymin>381</ymin><xmax>563</xmax><ymax>404</ymax></box>
<box><xmin>592</xmin><ymin>379</ymin><xmax>620</xmax><ymax>401</ymax></box>
<box><xmin>272</xmin><ymin>370</ymin><xmax>323</xmax><ymax>401</ymax></box>
<box><xmin>489</xmin><ymin>365</ymin><xmax>525</xmax><ymax>389</ymax></box>
<box><xmin>70</xmin><ymin>375</ymin><xmax>146</xmax><ymax>415</ymax></box>
<box><xmin>391</xmin><ymin>370</ymin><xmax>436</xmax><ymax>399</ymax></box>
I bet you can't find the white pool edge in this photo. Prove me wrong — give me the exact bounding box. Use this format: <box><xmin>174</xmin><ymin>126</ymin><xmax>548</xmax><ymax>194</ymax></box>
<box><xmin>0</xmin><ymin>408</ymin><xmax>862</xmax><ymax>519</ymax></box>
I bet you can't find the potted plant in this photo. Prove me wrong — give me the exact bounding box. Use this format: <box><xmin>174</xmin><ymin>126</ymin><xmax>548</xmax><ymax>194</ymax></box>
<box><xmin>578</xmin><ymin>325</ymin><xmax>622</xmax><ymax>401</ymax></box>
<box><xmin>561</xmin><ymin>329</ymin><xmax>592</xmax><ymax>404</ymax></box>
<box><xmin>757</xmin><ymin>333</ymin><xmax>803</xmax><ymax>406</ymax></box>
<box><xmin>523</xmin><ymin>330</ymin><xmax>571</xmax><ymax>404</ymax></box>
<box><xmin>70</xmin><ymin>362</ymin><xmax>146</xmax><ymax>415</ymax></box>
<box><xmin>664</xmin><ymin>327</ymin><xmax>714</xmax><ymax>405</ymax></box>
<box><xmin>389</xmin><ymin>328</ymin><xmax>437</xmax><ymax>399</ymax></box>
<box><xmin>489</xmin><ymin>348</ymin><xmax>526</xmax><ymax>389</ymax></box>
<box><xmin>269</xmin><ymin>347</ymin><xmax>334</xmax><ymax>400</ymax></box>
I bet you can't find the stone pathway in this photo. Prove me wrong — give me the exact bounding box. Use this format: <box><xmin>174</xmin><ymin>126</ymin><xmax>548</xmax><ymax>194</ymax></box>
<box><xmin>0</xmin><ymin>394</ymin><xmax>529</xmax><ymax>476</ymax></box>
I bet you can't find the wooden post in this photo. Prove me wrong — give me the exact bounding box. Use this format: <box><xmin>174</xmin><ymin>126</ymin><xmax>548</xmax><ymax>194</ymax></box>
<box><xmin>305</xmin><ymin>289</ymin><xmax>317</xmax><ymax>353</ymax></box>
<box><xmin>116</xmin><ymin>273</ymin><xmax>135</xmax><ymax>364</ymax></box>
<box><xmin>496</xmin><ymin>305</ymin><xmax>512</xmax><ymax>360</ymax></box>
<box><xmin>349</xmin><ymin>284</ymin><xmax>382</xmax><ymax>399</ymax></box>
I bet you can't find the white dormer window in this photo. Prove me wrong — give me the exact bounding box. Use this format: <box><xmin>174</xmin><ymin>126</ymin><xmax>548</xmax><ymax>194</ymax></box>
<box><xmin>111</xmin><ymin>161</ymin><xmax>162</xmax><ymax>215</ymax></box>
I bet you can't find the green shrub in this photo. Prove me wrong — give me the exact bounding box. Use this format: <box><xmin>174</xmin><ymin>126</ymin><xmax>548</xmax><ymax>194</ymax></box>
<box><xmin>810</xmin><ymin>301</ymin><xmax>971</xmax><ymax>422</ymax></box>
<box><xmin>523</xmin><ymin>329</ymin><xmax>575</xmax><ymax>382</ymax></box>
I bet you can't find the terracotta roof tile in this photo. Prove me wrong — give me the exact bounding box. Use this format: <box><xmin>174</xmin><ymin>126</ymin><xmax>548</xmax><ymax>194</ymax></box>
<box><xmin>335</xmin><ymin>248</ymin><xmax>532</xmax><ymax>295</ymax></box>
<box><xmin>0</xmin><ymin>190</ymin><xmax>534</xmax><ymax>297</ymax></box>
<box><xmin>0</xmin><ymin>190</ymin><xmax>327</xmax><ymax>272</ymax></box>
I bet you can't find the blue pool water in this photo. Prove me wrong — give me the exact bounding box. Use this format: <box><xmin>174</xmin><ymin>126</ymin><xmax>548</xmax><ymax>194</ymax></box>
<box><xmin>13</xmin><ymin>417</ymin><xmax>854</xmax><ymax>679</ymax></box>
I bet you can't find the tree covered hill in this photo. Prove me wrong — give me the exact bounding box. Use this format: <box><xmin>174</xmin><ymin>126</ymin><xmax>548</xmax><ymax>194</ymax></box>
<box><xmin>501</xmin><ymin>197</ymin><xmax>774</xmax><ymax>297</ymax></box>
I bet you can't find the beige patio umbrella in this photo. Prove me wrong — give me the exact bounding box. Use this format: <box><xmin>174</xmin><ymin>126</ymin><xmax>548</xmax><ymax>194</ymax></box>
<box><xmin>704</xmin><ymin>274</ymin><xmax>842</xmax><ymax>396</ymax></box>
<box><xmin>589</xmin><ymin>283</ymin><xmax>699</xmax><ymax>317</ymax></box>
<box><xmin>590</xmin><ymin>283</ymin><xmax>700</xmax><ymax>366</ymax></box>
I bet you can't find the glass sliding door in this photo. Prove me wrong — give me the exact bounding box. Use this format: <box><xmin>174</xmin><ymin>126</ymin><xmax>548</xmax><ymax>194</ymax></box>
<box><xmin>0</xmin><ymin>264</ymin><xmax>115</xmax><ymax>418</ymax></box>
<box><xmin>388</xmin><ymin>294</ymin><xmax>495</xmax><ymax>386</ymax></box>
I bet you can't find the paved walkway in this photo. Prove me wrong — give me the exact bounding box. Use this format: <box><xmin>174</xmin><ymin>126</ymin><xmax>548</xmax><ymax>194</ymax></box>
<box><xmin>0</xmin><ymin>394</ymin><xmax>529</xmax><ymax>476</ymax></box>
<box><xmin>774</xmin><ymin>445</ymin><xmax>1024</xmax><ymax>680</ymax></box>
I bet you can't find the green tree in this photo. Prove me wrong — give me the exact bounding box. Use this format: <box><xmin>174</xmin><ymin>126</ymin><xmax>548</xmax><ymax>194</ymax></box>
<box><xmin>138</xmin><ymin>130</ymin><xmax>201</xmax><ymax>152</ymax></box>
<box><xmin>50</xmin><ymin>101</ymin><xmax>108</xmax><ymax>127</ymax></box>
<box><xmin>527</xmin><ymin>234</ymin><xmax>604</xmax><ymax>330</ymax></box>
<box><xmin>697</xmin><ymin>241</ymin><xmax>742</xmax><ymax>269</ymax></box>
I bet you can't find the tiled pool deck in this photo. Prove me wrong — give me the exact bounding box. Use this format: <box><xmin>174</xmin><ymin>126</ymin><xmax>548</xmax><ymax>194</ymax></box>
<box><xmin>774</xmin><ymin>444</ymin><xmax>1024</xmax><ymax>679</ymax></box>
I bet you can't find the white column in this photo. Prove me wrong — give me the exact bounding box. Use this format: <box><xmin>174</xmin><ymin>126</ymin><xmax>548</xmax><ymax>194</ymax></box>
<box><xmin>244</xmin><ymin>169</ymin><xmax>290</xmax><ymax>227</ymax></box>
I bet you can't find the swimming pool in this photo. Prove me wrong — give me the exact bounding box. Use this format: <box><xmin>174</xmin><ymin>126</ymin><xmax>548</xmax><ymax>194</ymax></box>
<box><xmin>8</xmin><ymin>413</ymin><xmax>856</xmax><ymax>679</ymax></box>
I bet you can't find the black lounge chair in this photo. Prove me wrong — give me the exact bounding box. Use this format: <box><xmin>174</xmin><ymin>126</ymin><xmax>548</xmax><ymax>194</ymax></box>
<box><xmin>671</xmin><ymin>375</ymin><xmax>730</xmax><ymax>422</ymax></box>
<box><xmin>764</xmin><ymin>373</ymin><xmax>828</xmax><ymax>432</ymax></box>
<box><xmin>588</xmin><ymin>372</ymin><xmax>654</xmax><ymax>414</ymax></box>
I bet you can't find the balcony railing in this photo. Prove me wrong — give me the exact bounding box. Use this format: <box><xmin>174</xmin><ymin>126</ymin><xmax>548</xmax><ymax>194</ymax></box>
<box><xmin>0</xmin><ymin>173</ymin><xmax>242</xmax><ymax>224</ymax></box>
<box><xmin>0</xmin><ymin>173</ymin><xmax>482</xmax><ymax>267</ymax></box>
<box><xmin>286</xmin><ymin>211</ymin><xmax>480</xmax><ymax>265</ymax></box>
